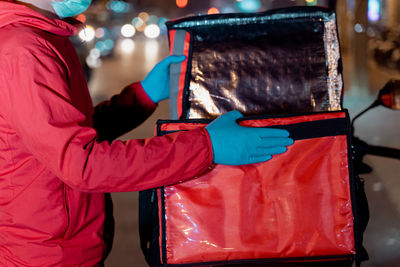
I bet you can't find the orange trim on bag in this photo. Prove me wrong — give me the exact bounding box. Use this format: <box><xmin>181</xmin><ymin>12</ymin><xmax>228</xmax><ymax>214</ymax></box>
<box><xmin>159</xmin><ymin>112</ymin><xmax>346</xmax><ymax>132</ymax></box>
<box><xmin>161</xmin><ymin>122</ymin><xmax>207</xmax><ymax>132</ymax></box>
<box><xmin>239</xmin><ymin>112</ymin><xmax>346</xmax><ymax>127</ymax></box>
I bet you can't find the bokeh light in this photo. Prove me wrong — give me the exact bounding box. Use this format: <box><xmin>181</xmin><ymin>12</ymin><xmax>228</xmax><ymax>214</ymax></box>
<box><xmin>78</xmin><ymin>25</ymin><xmax>95</xmax><ymax>42</ymax></box>
<box><xmin>86</xmin><ymin>48</ymin><xmax>102</xmax><ymax>68</ymax></box>
<box><xmin>144</xmin><ymin>24</ymin><xmax>161</xmax><ymax>39</ymax></box>
<box><xmin>86</xmin><ymin>55</ymin><xmax>102</xmax><ymax>68</ymax></box>
<box><xmin>158</xmin><ymin>17</ymin><xmax>168</xmax><ymax>27</ymax></box>
<box><xmin>104</xmin><ymin>39</ymin><xmax>115</xmax><ymax>50</ymax></box>
<box><xmin>235</xmin><ymin>0</ymin><xmax>261</xmax><ymax>12</ymax></box>
<box><xmin>176</xmin><ymin>0</ymin><xmax>188</xmax><ymax>8</ymax></box>
<box><xmin>305</xmin><ymin>0</ymin><xmax>317</xmax><ymax>6</ymax></box>
<box><xmin>354</xmin><ymin>23</ymin><xmax>365</xmax><ymax>33</ymax></box>
<box><xmin>106</xmin><ymin>0</ymin><xmax>132</xmax><ymax>13</ymax></box>
<box><xmin>158</xmin><ymin>17</ymin><xmax>168</xmax><ymax>34</ymax></box>
<box><xmin>136</xmin><ymin>24</ymin><xmax>147</xmax><ymax>32</ymax></box>
<box><xmin>121</xmin><ymin>24</ymin><xmax>136</xmax><ymax>37</ymax></box>
<box><xmin>76</xmin><ymin>14</ymin><xmax>86</xmax><ymax>23</ymax></box>
<box><xmin>138</xmin><ymin>12</ymin><xmax>149</xmax><ymax>22</ymax></box>
<box><xmin>89</xmin><ymin>48</ymin><xmax>101</xmax><ymax>59</ymax></box>
<box><xmin>132</xmin><ymin>17</ymin><xmax>144</xmax><ymax>28</ymax></box>
<box><xmin>368</xmin><ymin>0</ymin><xmax>381</xmax><ymax>22</ymax></box>
<box><xmin>95</xmin><ymin>27</ymin><xmax>106</xmax><ymax>39</ymax></box>
<box><xmin>95</xmin><ymin>41</ymin><xmax>106</xmax><ymax>52</ymax></box>
<box><xmin>208</xmin><ymin>7</ymin><xmax>220</xmax><ymax>14</ymax></box>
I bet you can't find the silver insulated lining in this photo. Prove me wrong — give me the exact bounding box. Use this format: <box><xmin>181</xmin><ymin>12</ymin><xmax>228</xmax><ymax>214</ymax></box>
<box><xmin>168</xmin><ymin>7</ymin><xmax>343</xmax><ymax>119</ymax></box>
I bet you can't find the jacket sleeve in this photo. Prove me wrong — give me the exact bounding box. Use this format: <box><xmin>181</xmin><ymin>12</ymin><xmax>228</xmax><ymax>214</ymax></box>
<box><xmin>1</xmin><ymin>45</ymin><xmax>213</xmax><ymax>193</ymax></box>
<box><xmin>93</xmin><ymin>82</ymin><xmax>157</xmax><ymax>142</ymax></box>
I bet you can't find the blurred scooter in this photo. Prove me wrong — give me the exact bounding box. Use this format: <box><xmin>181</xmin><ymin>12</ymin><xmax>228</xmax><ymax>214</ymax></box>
<box><xmin>350</xmin><ymin>80</ymin><xmax>400</xmax><ymax>264</ymax></box>
<box><xmin>351</xmin><ymin>79</ymin><xmax>400</xmax><ymax>174</ymax></box>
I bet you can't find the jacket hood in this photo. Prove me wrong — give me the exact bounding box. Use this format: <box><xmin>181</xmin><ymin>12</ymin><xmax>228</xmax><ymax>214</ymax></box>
<box><xmin>0</xmin><ymin>0</ymin><xmax>82</xmax><ymax>36</ymax></box>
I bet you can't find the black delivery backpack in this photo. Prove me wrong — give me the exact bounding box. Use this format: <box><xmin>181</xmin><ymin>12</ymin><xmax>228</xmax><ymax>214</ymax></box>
<box><xmin>139</xmin><ymin>6</ymin><xmax>369</xmax><ymax>267</ymax></box>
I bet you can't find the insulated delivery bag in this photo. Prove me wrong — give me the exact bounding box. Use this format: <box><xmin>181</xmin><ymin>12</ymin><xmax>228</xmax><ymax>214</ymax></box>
<box><xmin>139</xmin><ymin>6</ymin><xmax>369</xmax><ymax>267</ymax></box>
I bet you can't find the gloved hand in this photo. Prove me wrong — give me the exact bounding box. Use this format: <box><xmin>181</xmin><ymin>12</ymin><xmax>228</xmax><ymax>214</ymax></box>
<box><xmin>141</xmin><ymin>55</ymin><xmax>186</xmax><ymax>103</ymax></box>
<box><xmin>205</xmin><ymin>111</ymin><xmax>294</xmax><ymax>165</ymax></box>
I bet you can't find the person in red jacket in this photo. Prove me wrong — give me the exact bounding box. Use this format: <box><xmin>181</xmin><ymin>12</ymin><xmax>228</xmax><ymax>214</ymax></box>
<box><xmin>0</xmin><ymin>0</ymin><xmax>293</xmax><ymax>266</ymax></box>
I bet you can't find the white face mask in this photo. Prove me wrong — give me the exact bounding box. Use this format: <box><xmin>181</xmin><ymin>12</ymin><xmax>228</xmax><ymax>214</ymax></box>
<box><xmin>51</xmin><ymin>0</ymin><xmax>92</xmax><ymax>19</ymax></box>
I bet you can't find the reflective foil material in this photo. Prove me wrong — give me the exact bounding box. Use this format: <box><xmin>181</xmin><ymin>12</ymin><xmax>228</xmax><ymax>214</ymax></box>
<box><xmin>167</xmin><ymin>7</ymin><xmax>343</xmax><ymax>119</ymax></box>
<box><xmin>156</xmin><ymin>112</ymin><xmax>356</xmax><ymax>265</ymax></box>
<box><xmin>324</xmin><ymin>18</ymin><xmax>343</xmax><ymax>111</ymax></box>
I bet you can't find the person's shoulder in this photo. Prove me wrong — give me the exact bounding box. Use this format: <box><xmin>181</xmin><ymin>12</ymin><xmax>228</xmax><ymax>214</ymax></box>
<box><xmin>0</xmin><ymin>24</ymin><xmax>53</xmax><ymax>57</ymax></box>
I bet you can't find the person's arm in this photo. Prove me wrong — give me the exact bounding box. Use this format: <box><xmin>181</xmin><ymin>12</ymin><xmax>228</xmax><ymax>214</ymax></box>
<box><xmin>1</xmin><ymin>45</ymin><xmax>213</xmax><ymax>193</ymax></box>
<box><xmin>93</xmin><ymin>82</ymin><xmax>156</xmax><ymax>142</ymax></box>
<box><xmin>93</xmin><ymin>55</ymin><xmax>185</xmax><ymax>142</ymax></box>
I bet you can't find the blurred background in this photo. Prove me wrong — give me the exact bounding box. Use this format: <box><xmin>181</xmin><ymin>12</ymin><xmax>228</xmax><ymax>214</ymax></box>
<box><xmin>71</xmin><ymin>0</ymin><xmax>400</xmax><ymax>266</ymax></box>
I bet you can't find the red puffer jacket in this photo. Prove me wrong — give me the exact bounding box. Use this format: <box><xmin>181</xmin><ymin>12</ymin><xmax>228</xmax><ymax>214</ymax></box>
<box><xmin>0</xmin><ymin>1</ymin><xmax>212</xmax><ymax>266</ymax></box>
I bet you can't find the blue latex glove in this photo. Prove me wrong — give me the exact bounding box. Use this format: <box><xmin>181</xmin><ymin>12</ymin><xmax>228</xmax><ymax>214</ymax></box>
<box><xmin>205</xmin><ymin>111</ymin><xmax>294</xmax><ymax>165</ymax></box>
<box><xmin>141</xmin><ymin>55</ymin><xmax>186</xmax><ymax>103</ymax></box>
